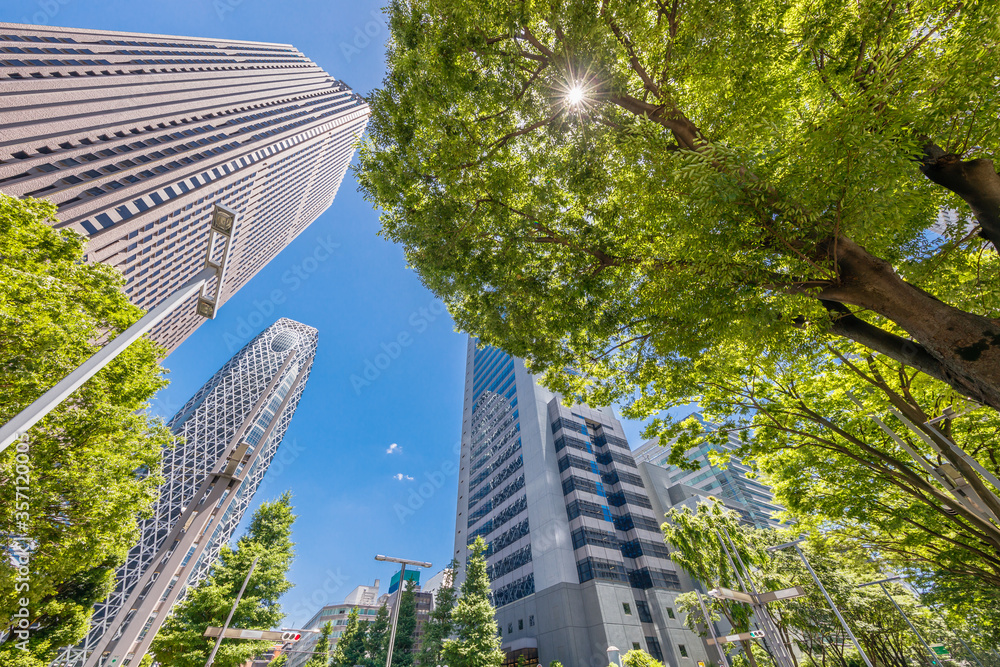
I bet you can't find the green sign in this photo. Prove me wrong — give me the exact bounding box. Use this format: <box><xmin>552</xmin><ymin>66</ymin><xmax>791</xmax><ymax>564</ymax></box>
<box><xmin>931</xmin><ymin>645</ymin><xmax>951</xmax><ymax>658</ymax></box>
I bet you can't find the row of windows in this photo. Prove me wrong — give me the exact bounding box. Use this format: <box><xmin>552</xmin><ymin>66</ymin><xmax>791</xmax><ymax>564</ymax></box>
<box><xmin>469</xmin><ymin>442</ymin><xmax>521</xmax><ymax>491</ymax></box>
<box><xmin>551</xmin><ymin>416</ymin><xmax>586</xmax><ymax>435</ymax></box>
<box><xmin>488</xmin><ymin>518</ymin><xmax>529</xmax><ymax>557</ymax></box>
<box><xmin>571</xmin><ymin>526</ymin><xmax>620</xmax><ymax>551</ymax></box>
<box><xmin>558</xmin><ymin>453</ymin><xmax>598</xmax><ymax>475</ymax></box>
<box><xmin>606</xmin><ymin>490</ymin><xmax>654</xmax><ymax>510</ymax></box>
<box><xmin>471</xmin><ymin>404</ymin><xmax>519</xmax><ymax>458</ymax></box>
<box><xmin>602</xmin><ymin>470</ymin><xmax>645</xmax><ymax>487</ymax></box>
<box><xmin>554</xmin><ymin>433</ymin><xmax>592</xmax><ymax>454</ymax></box>
<box><xmin>487</xmin><ymin>545</ymin><xmax>532</xmax><ymax>580</ymax></box>
<box><xmin>468</xmin><ymin>474</ymin><xmax>525</xmax><ymax>528</ymax></box>
<box><xmin>628</xmin><ymin>567</ymin><xmax>682</xmax><ymax>590</ymax></box>
<box><xmin>467</xmin><ymin>494</ymin><xmax>528</xmax><ymax>543</ymax></box>
<box><xmin>620</xmin><ymin>539</ymin><xmax>671</xmax><ymax>560</ymax></box>
<box><xmin>566</xmin><ymin>498</ymin><xmax>613</xmax><ymax>523</ymax></box>
<box><xmin>594</xmin><ymin>433</ymin><xmax>630</xmax><ymax>450</ymax></box>
<box><xmin>612</xmin><ymin>513</ymin><xmax>663</xmax><ymax>533</ymax></box>
<box><xmin>596</xmin><ymin>449</ymin><xmax>638</xmax><ymax>469</ymax></box>
<box><xmin>492</xmin><ymin>573</ymin><xmax>534</xmax><ymax>607</ymax></box>
<box><xmin>471</xmin><ymin>420</ymin><xmax>520</xmax><ymax>473</ymax></box>
<box><xmin>577</xmin><ymin>557</ymin><xmax>629</xmax><ymax>583</ymax></box>
<box><xmin>562</xmin><ymin>475</ymin><xmax>605</xmax><ymax>498</ymax></box>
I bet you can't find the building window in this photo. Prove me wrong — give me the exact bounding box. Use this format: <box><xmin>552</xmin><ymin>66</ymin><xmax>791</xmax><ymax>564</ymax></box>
<box><xmin>666</xmin><ymin>607</ymin><xmax>675</xmax><ymax>619</ymax></box>
<box><xmin>529</xmin><ymin>615</ymin><xmax>534</xmax><ymax>627</ymax></box>
<box><xmin>678</xmin><ymin>645</ymin><xmax>688</xmax><ymax>658</ymax></box>
<box><xmin>632</xmin><ymin>643</ymin><xmax>641</xmax><ymax>651</ymax></box>
<box><xmin>635</xmin><ymin>601</ymin><xmax>653</xmax><ymax>623</ymax></box>
<box><xmin>518</xmin><ymin>619</ymin><xmax>523</xmax><ymax>630</ymax></box>
<box><xmin>508</xmin><ymin>623</ymin><xmax>513</xmax><ymax>634</ymax></box>
<box><xmin>623</xmin><ymin>603</ymin><xmax>632</xmax><ymax>615</ymax></box>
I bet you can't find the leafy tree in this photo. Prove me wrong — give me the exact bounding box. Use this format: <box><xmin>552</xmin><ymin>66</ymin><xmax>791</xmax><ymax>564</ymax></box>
<box><xmin>269</xmin><ymin>654</ymin><xmax>289</xmax><ymax>667</ymax></box>
<box><xmin>622</xmin><ymin>650</ymin><xmax>664</xmax><ymax>667</ymax></box>
<box><xmin>417</xmin><ymin>561</ymin><xmax>458</xmax><ymax>667</ymax></box>
<box><xmin>661</xmin><ymin>504</ymin><xmax>768</xmax><ymax>667</ymax></box>
<box><xmin>332</xmin><ymin>608</ymin><xmax>369</xmax><ymax>667</ymax></box>
<box><xmin>0</xmin><ymin>195</ymin><xmax>172</xmax><ymax>665</ymax></box>
<box><xmin>357</xmin><ymin>2</ymin><xmax>1000</xmax><ymax>422</ymax></box>
<box><xmin>308</xmin><ymin>621</ymin><xmax>334</xmax><ymax>667</ymax></box>
<box><xmin>442</xmin><ymin>537</ymin><xmax>504</xmax><ymax>667</ymax></box>
<box><xmin>391</xmin><ymin>580</ymin><xmax>418</xmax><ymax>667</ymax></box>
<box><xmin>647</xmin><ymin>340</ymin><xmax>1000</xmax><ymax>595</ymax></box>
<box><xmin>150</xmin><ymin>493</ymin><xmax>297</xmax><ymax>667</ymax></box>
<box><xmin>366</xmin><ymin>603</ymin><xmax>391</xmax><ymax>667</ymax></box>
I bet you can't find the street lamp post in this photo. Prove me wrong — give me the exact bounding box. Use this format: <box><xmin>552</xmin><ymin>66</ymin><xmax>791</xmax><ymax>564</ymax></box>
<box><xmin>0</xmin><ymin>204</ymin><xmax>238</xmax><ymax>454</ymax></box>
<box><xmin>375</xmin><ymin>555</ymin><xmax>432</xmax><ymax>667</ymax></box>
<box><xmin>768</xmin><ymin>539</ymin><xmax>873</xmax><ymax>667</ymax></box>
<box><xmin>205</xmin><ymin>555</ymin><xmax>259</xmax><ymax>667</ymax></box>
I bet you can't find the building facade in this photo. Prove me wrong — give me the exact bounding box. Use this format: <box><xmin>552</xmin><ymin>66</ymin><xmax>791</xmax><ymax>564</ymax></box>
<box><xmin>55</xmin><ymin>318</ymin><xmax>318</xmax><ymax>667</ymax></box>
<box><xmin>286</xmin><ymin>581</ymin><xmax>383</xmax><ymax>667</ymax></box>
<box><xmin>454</xmin><ymin>342</ymin><xmax>709</xmax><ymax>667</ymax></box>
<box><xmin>0</xmin><ymin>22</ymin><xmax>368</xmax><ymax>352</ymax></box>
<box><xmin>633</xmin><ymin>426</ymin><xmax>783</xmax><ymax>530</ymax></box>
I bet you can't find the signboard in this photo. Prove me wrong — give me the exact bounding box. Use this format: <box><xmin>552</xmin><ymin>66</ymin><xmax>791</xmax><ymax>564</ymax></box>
<box><xmin>931</xmin><ymin>645</ymin><xmax>951</xmax><ymax>659</ymax></box>
<box><xmin>708</xmin><ymin>587</ymin><xmax>754</xmax><ymax>604</ymax></box>
<box><xmin>707</xmin><ymin>630</ymin><xmax>766</xmax><ymax>645</ymax></box>
<box><xmin>757</xmin><ymin>586</ymin><xmax>807</xmax><ymax>603</ymax></box>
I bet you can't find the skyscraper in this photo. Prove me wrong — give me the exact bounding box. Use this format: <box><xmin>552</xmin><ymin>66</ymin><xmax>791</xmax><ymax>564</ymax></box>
<box><xmin>454</xmin><ymin>342</ymin><xmax>709</xmax><ymax>667</ymax></box>
<box><xmin>633</xmin><ymin>427</ymin><xmax>784</xmax><ymax>530</ymax></box>
<box><xmin>54</xmin><ymin>318</ymin><xmax>318</xmax><ymax>667</ymax></box>
<box><xmin>0</xmin><ymin>23</ymin><xmax>368</xmax><ymax>351</ymax></box>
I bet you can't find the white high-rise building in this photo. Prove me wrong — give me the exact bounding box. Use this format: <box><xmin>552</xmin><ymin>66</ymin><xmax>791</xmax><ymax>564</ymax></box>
<box><xmin>454</xmin><ymin>341</ymin><xmax>709</xmax><ymax>667</ymax></box>
<box><xmin>57</xmin><ymin>318</ymin><xmax>318</xmax><ymax>667</ymax></box>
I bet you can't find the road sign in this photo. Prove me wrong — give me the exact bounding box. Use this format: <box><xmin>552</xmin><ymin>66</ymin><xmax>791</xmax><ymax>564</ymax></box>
<box><xmin>203</xmin><ymin>627</ymin><xmax>302</xmax><ymax>642</ymax></box>
<box><xmin>757</xmin><ymin>586</ymin><xmax>807</xmax><ymax>603</ymax></box>
<box><xmin>707</xmin><ymin>630</ymin><xmax>766</xmax><ymax>645</ymax></box>
<box><xmin>708</xmin><ymin>587</ymin><xmax>755</xmax><ymax>604</ymax></box>
<box><xmin>931</xmin><ymin>645</ymin><xmax>951</xmax><ymax>659</ymax></box>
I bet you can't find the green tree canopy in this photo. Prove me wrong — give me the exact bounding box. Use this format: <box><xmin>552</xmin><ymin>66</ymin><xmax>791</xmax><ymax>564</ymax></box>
<box><xmin>357</xmin><ymin>1</ymin><xmax>1000</xmax><ymax>418</ymax></box>
<box><xmin>151</xmin><ymin>492</ymin><xmax>297</xmax><ymax>667</ymax></box>
<box><xmin>442</xmin><ymin>538</ymin><xmax>504</xmax><ymax>667</ymax></box>
<box><xmin>332</xmin><ymin>607</ymin><xmax>369</xmax><ymax>667</ymax></box>
<box><xmin>417</xmin><ymin>561</ymin><xmax>458</xmax><ymax>667</ymax></box>
<box><xmin>0</xmin><ymin>195</ymin><xmax>172</xmax><ymax>666</ymax></box>
<box><xmin>366</xmin><ymin>603</ymin><xmax>391</xmax><ymax>667</ymax></box>
<box><xmin>308</xmin><ymin>621</ymin><xmax>334</xmax><ymax>667</ymax></box>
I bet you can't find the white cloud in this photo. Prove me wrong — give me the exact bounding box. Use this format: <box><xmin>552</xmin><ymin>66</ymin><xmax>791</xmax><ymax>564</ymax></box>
<box><xmin>386</xmin><ymin>443</ymin><xmax>401</xmax><ymax>455</ymax></box>
<box><xmin>393</xmin><ymin>473</ymin><xmax>414</xmax><ymax>482</ymax></box>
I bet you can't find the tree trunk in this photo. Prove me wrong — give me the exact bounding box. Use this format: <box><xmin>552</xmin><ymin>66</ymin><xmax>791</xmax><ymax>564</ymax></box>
<box><xmin>921</xmin><ymin>142</ymin><xmax>1000</xmax><ymax>251</ymax></box>
<box><xmin>815</xmin><ymin>235</ymin><xmax>1000</xmax><ymax>411</ymax></box>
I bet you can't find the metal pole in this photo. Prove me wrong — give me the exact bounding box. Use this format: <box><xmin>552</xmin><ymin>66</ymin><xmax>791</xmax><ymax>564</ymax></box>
<box><xmin>792</xmin><ymin>544</ymin><xmax>874</xmax><ymax>667</ymax></box>
<box><xmin>697</xmin><ymin>590</ymin><xmax>730</xmax><ymax>667</ymax></box>
<box><xmin>875</xmin><ymin>581</ymin><xmax>938</xmax><ymax>667</ymax></box>
<box><xmin>385</xmin><ymin>563</ymin><xmax>406</xmax><ymax>667</ymax></box>
<box><xmin>205</xmin><ymin>555</ymin><xmax>259</xmax><ymax>667</ymax></box>
<box><xmin>0</xmin><ymin>266</ymin><xmax>214</xmax><ymax>453</ymax></box>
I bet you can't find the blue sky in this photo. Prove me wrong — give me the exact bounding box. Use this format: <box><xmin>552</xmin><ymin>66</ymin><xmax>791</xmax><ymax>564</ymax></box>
<box><xmin>0</xmin><ymin>0</ymin><xmax>681</xmax><ymax>628</ymax></box>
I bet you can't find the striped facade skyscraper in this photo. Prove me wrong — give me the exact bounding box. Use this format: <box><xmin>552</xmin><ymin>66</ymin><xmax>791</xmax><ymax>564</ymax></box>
<box><xmin>0</xmin><ymin>22</ymin><xmax>368</xmax><ymax>351</ymax></box>
<box><xmin>54</xmin><ymin>318</ymin><xmax>318</xmax><ymax>667</ymax></box>
<box><xmin>455</xmin><ymin>341</ymin><xmax>709</xmax><ymax>667</ymax></box>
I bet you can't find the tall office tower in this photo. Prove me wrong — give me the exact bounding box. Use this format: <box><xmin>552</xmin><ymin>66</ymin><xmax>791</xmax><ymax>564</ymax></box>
<box><xmin>454</xmin><ymin>342</ymin><xmax>709</xmax><ymax>667</ymax></box>
<box><xmin>633</xmin><ymin>426</ymin><xmax>784</xmax><ymax>530</ymax></box>
<box><xmin>54</xmin><ymin>318</ymin><xmax>318</xmax><ymax>667</ymax></box>
<box><xmin>0</xmin><ymin>23</ymin><xmax>368</xmax><ymax>351</ymax></box>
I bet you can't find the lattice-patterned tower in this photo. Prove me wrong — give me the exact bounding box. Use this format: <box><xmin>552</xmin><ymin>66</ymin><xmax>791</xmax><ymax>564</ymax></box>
<box><xmin>52</xmin><ymin>318</ymin><xmax>318</xmax><ymax>667</ymax></box>
<box><xmin>0</xmin><ymin>22</ymin><xmax>368</xmax><ymax>352</ymax></box>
